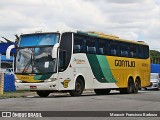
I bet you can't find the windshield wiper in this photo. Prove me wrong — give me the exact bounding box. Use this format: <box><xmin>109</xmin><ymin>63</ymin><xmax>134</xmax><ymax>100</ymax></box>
<box><xmin>22</xmin><ymin>55</ymin><xmax>32</xmax><ymax>73</ymax></box>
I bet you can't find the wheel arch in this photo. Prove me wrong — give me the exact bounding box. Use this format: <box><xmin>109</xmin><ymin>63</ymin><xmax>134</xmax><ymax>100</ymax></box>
<box><xmin>76</xmin><ymin>75</ymin><xmax>85</xmax><ymax>88</ymax></box>
<box><xmin>128</xmin><ymin>76</ymin><xmax>134</xmax><ymax>83</ymax></box>
<box><xmin>74</xmin><ymin>74</ymin><xmax>85</xmax><ymax>88</ymax></box>
<box><xmin>69</xmin><ymin>74</ymin><xmax>85</xmax><ymax>96</ymax></box>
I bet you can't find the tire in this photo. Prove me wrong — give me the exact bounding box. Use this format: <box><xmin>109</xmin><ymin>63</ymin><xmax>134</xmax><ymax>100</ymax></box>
<box><xmin>36</xmin><ymin>91</ymin><xmax>50</xmax><ymax>97</ymax></box>
<box><xmin>134</xmin><ymin>78</ymin><xmax>141</xmax><ymax>94</ymax></box>
<box><xmin>120</xmin><ymin>78</ymin><xmax>134</xmax><ymax>94</ymax></box>
<box><xmin>133</xmin><ymin>80</ymin><xmax>140</xmax><ymax>94</ymax></box>
<box><xmin>127</xmin><ymin>78</ymin><xmax>134</xmax><ymax>94</ymax></box>
<box><xmin>94</xmin><ymin>89</ymin><xmax>111</xmax><ymax>95</ymax></box>
<box><xmin>69</xmin><ymin>78</ymin><xmax>85</xmax><ymax>96</ymax></box>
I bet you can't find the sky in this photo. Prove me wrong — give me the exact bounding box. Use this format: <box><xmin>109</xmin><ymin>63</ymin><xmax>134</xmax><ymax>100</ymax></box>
<box><xmin>0</xmin><ymin>0</ymin><xmax>160</xmax><ymax>50</ymax></box>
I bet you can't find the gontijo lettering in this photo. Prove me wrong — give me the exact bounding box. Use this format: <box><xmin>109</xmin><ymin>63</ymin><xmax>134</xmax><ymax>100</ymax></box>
<box><xmin>115</xmin><ymin>60</ymin><xmax>135</xmax><ymax>67</ymax></box>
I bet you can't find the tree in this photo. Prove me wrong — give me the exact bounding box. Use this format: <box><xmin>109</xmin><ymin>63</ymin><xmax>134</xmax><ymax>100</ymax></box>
<box><xmin>150</xmin><ymin>50</ymin><xmax>160</xmax><ymax>64</ymax></box>
<box><xmin>15</xmin><ymin>34</ymin><xmax>20</xmax><ymax>44</ymax></box>
<box><xmin>1</xmin><ymin>34</ymin><xmax>20</xmax><ymax>44</ymax></box>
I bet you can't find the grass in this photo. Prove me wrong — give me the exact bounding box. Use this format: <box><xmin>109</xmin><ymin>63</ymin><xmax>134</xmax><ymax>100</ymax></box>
<box><xmin>0</xmin><ymin>91</ymin><xmax>35</xmax><ymax>98</ymax></box>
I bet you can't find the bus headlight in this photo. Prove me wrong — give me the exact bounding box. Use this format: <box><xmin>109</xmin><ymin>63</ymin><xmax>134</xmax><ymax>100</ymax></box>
<box><xmin>44</xmin><ymin>78</ymin><xmax>57</xmax><ymax>82</ymax></box>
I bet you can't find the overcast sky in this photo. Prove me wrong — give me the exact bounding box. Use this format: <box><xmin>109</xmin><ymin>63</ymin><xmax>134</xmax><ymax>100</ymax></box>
<box><xmin>0</xmin><ymin>0</ymin><xmax>160</xmax><ymax>50</ymax></box>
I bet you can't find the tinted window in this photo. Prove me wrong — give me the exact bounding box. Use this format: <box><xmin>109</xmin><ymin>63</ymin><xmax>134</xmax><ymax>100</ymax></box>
<box><xmin>130</xmin><ymin>44</ymin><xmax>137</xmax><ymax>58</ymax></box>
<box><xmin>73</xmin><ymin>33</ymin><xmax>149</xmax><ymax>59</ymax></box>
<box><xmin>120</xmin><ymin>43</ymin><xmax>129</xmax><ymax>57</ymax></box>
<box><xmin>86</xmin><ymin>38</ymin><xmax>97</xmax><ymax>54</ymax></box>
<box><xmin>59</xmin><ymin>33</ymin><xmax>72</xmax><ymax>71</ymax></box>
<box><xmin>138</xmin><ymin>45</ymin><xmax>144</xmax><ymax>58</ymax></box>
<box><xmin>106</xmin><ymin>40</ymin><xmax>110</xmax><ymax>55</ymax></box>
<box><xmin>73</xmin><ymin>35</ymin><xmax>85</xmax><ymax>53</ymax></box>
<box><xmin>110</xmin><ymin>42</ymin><xmax>119</xmax><ymax>56</ymax></box>
<box><xmin>20</xmin><ymin>33</ymin><xmax>59</xmax><ymax>47</ymax></box>
<box><xmin>143</xmin><ymin>45</ymin><xmax>149</xmax><ymax>59</ymax></box>
<box><xmin>98</xmin><ymin>39</ymin><xmax>106</xmax><ymax>55</ymax></box>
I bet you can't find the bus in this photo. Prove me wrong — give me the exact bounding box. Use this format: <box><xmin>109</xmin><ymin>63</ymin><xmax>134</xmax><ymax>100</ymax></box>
<box><xmin>9</xmin><ymin>31</ymin><xmax>150</xmax><ymax>97</ymax></box>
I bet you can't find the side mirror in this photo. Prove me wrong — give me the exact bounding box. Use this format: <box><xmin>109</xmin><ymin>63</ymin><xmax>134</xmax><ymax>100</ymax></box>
<box><xmin>52</xmin><ymin>43</ymin><xmax>59</xmax><ymax>58</ymax></box>
<box><xmin>6</xmin><ymin>45</ymin><xmax>15</xmax><ymax>59</ymax></box>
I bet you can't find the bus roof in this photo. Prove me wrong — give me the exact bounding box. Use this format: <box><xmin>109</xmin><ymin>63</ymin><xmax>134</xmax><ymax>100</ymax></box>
<box><xmin>19</xmin><ymin>31</ymin><xmax>148</xmax><ymax>46</ymax></box>
<box><xmin>76</xmin><ymin>31</ymin><xmax>148</xmax><ymax>46</ymax></box>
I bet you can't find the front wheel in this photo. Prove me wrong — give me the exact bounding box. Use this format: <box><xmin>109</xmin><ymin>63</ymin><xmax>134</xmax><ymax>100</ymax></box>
<box><xmin>120</xmin><ymin>78</ymin><xmax>134</xmax><ymax>94</ymax></box>
<box><xmin>69</xmin><ymin>78</ymin><xmax>85</xmax><ymax>96</ymax></box>
<box><xmin>36</xmin><ymin>91</ymin><xmax>50</xmax><ymax>97</ymax></box>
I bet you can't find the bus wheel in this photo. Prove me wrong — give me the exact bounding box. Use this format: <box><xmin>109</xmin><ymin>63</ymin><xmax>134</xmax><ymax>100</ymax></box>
<box><xmin>94</xmin><ymin>89</ymin><xmax>111</xmax><ymax>95</ymax></box>
<box><xmin>126</xmin><ymin>78</ymin><xmax>134</xmax><ymax>94</ymax></box>
<box><xmin>120</xmin><ymin>78</ymin><xmax>134</xmax><ymax>94</ymax></box>
<box><xmin>36</xmin><ymin>91</ymin><xmax>50</xmax><ymax>97</ymax></box>
<box><xmin>133</xmin><ymin>80</ymin><xmax>140</xmax><ymax>94</ymax></box>
<box><xmin>69</xmin><ymin>78</ymin><xmax>85</xmax><ymax>96</ymax></box>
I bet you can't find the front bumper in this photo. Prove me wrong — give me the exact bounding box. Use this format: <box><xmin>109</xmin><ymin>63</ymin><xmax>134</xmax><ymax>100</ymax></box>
<box><xmin>15</xmin><ymin>81</ymin><xmax>57</xmax><ymax>91</ymax></box>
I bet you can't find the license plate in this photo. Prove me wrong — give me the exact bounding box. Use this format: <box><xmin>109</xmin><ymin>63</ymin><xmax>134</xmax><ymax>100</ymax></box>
<box><xmin>30</xmin><ymin>86</ymin><xmax>37</xmax><ymax>89</ymax></box>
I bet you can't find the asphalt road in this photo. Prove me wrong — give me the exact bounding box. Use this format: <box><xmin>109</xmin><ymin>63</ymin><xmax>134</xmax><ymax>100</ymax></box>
<box><xmin>0</xmin><ymin>90</ymin><xmax>160</xmax><ymax>120</ymax></box>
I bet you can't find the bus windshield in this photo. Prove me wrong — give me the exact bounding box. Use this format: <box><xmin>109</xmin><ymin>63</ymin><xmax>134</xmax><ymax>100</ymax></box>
<box><xmin>19</xmin><ymin>33</ymin><xmax>59</xmax><ymax>47</ymax></box>
<box><xmin>16</xmin><ymin>46</ymin><xmax>57</xmax><ymax>74</ymax></box>
<box><xmin>16</xmin><ymin>33</ymin><xmax>59</xmax><ymax>74</ymax></box>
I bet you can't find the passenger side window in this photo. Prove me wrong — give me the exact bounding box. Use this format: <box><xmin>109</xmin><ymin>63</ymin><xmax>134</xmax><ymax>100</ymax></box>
<box><xmin>138</xmin><ymin>45</ymin><xmax>149</xmax><ymax>59</ymax></box>
<box><xmin>120</xmin><ymin>43</ymin><xmax>129</xmax><ymax>57</ymax></box>
<box><xmin>86</xmin><ymin>38</ymin><xmax>96</xmax><ymax>54</ymax></box>
<box><xmin>110</xmin><ymin>43</ymin><xmax>119</xmax><ymax>56</ymax></box>
<box><xmin>73</xmin><ymin>36</ymin><xmax>85</xmax><ymax>53</ymax></box>
<box><xmin>143</xmin><ymin>46</ymin><xmax>149</xmax><ymax>59</ymax></box>
<box><xmin>138</xmin><ymin>45</ymin><xmax>143</xmax><ymax>58</ymax></box>
<box><xmin>98</xmin><ymin>39</ymin><xmax>106</xmax><ymax>55</ymax></box>
<box><xmin>130</xmin><ymin>45</ymin><xmax>137</xmax><ymax>58</ymax></box>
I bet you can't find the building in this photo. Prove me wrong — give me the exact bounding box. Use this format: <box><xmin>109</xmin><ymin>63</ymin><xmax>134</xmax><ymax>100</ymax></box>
<box><xmin>0</xmin><ymin>43</ymin><xmax>16</xmax><ymax>70</ymax></box>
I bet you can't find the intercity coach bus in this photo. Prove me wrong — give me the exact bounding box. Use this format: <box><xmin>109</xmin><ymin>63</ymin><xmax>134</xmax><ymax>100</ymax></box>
<box><xmin>9</xmin><ymin>31</ymin><xmax>150</xmax><ymax>97</ymax></box>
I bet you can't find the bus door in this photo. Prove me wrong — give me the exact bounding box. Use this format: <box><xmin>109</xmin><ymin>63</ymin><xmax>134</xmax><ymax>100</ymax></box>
<box><xmin>57</xmin><ymin>50</ymin><xmax>74</xmax><ymax>90</ymax></box>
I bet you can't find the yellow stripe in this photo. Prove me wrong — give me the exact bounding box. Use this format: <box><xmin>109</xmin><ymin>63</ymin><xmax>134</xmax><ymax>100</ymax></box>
<box><xmin>16</xmin><ymin>74</ymin><xmax>42</xmax><ymax>83</ymax></box>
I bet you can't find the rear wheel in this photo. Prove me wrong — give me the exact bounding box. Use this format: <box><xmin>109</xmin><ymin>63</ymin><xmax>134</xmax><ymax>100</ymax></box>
<box><xmin>94</xmin><ymin>89</ymin><xmax>111</xmax><ymax>95</ymax></box>
<box><xmin>133</xmin><ymin>79</ymin><xmax>140</xmax><ymax>94</ymax></box>
<box><xmin>69</xmin><ymin>78</ymin><xmax>85</xmax><ymax>96</ymax></box>
<box><xmin>36</xmin><ymin>91</ymin><xmax>50</xmax><ymax>97</ymax></box>
<box><xmin>120</xmin><ymin>78</ymin><xmax>134</xmax><ymax>94</ymax></box>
